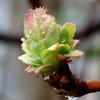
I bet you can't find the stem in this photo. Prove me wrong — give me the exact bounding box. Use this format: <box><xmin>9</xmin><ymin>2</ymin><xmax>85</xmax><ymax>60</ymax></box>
<box><xmin>44</xmin><ymin>59</ymin><xmax>100</xmax><ymax>98</ymax></box>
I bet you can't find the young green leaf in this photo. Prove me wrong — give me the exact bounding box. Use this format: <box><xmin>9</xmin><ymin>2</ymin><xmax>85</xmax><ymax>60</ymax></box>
<box><xmin>66</xmin><ymin>23</ymin><xmax>76</xmax><ymax>45</ymax></box>
<box><xmin>18</xmin><ymin>8</ymin><xmax>84</xmax><ymax>77</ymax></box>
<box><xmin>59</xmin><ymin>23</ymin><xmax>76</xmax><ymax>45</ymax></box>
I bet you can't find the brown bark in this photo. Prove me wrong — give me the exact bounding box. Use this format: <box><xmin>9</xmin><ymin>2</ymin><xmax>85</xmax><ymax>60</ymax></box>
<box><xmin>84</xmin><ymin>81</ymin><xmax>100</xmax><ymax>94</ymax></box>
<box><xmin>44</xmin><ymin>59</ymin><xmax>100</xmax><ymax>99</ymax></box>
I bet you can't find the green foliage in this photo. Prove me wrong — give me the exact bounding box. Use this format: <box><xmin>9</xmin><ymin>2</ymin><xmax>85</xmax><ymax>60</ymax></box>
<box><xmin>18</xmin><ymin>8</ymin><xmax>84</xmax><ymax>77</ymax></box>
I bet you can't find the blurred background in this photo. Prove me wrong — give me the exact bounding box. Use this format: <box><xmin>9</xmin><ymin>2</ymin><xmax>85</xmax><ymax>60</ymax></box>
<box><xmin>0</xmin><ymin>0</ymin><xmax>100</xmax><ymax>100</ymax></box>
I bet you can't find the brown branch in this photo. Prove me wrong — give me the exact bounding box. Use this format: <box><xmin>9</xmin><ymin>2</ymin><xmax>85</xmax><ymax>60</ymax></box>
<box><xmin>84</xmin><ymin>81</ymin><xmax>100</xmax><ymax>94</ymax></box>
<box><xmin>44</xmin><ymin>59</ymin><xmax>100</xmax><ymax>99</ymax></box>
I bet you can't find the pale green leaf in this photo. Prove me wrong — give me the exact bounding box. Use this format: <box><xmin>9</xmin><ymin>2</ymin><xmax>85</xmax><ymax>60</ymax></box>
<box><xmin>18</xmin><ymin>54</ymin><xmax>42</xmax><ymax>65</ymax></box>
<box><xmin>42</xmin><ymin>43</ymin><xmax>70</xmax><ymax>58</ymax></box>
<box><xmin>66</xmin><ymin>50</ymin><xmax>84</xmax><ymax>58</ymax></box>
<box><xmin>66</xmin><ymin>23</ymin><xmax>76</xmax><ymax>45</ymax></box>
<box><xmin>21</xmin><ymin>38</ymin><xmax>40</xmax><ymax>58</ymax></box>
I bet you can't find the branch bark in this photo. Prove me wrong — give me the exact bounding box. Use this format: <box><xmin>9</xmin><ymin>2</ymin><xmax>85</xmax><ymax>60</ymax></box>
<box><xmin>84</xmin><ymin>81</ymin><xmax>100</xmax><ymax>94</ymax></box>
<box><xmin>44</xmin><ymin>59</ymin><xmax>100</xmax><ymax>99</ymax></box>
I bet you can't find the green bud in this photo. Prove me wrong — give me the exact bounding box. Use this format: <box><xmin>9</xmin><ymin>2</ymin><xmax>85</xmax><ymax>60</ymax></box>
<box><xmin>18</xmin><ymin>8</ymin><xmax>84</xmax><ymax>77</ymax></box>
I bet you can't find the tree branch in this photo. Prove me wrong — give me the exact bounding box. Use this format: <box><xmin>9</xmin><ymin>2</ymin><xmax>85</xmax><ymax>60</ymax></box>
<box><xmin>44</xmin><ymin>59</ymin><xmax>100</xmax><ymax>99</ymax></box>
<box><xmin>84</xmin><ymin>81</ymin><xmax>100</xmax><ymax>94</ymax></box>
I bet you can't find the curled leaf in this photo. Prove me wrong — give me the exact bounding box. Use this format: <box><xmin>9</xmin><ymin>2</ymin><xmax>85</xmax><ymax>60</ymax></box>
<box><xmin>25</xmin><ymin>65</ymin><xmax>38</xmax><ymax>73</ymax></box>
<box><xmin>59</xmin><ymin>23</ymin><xmax>76</xmax><ymax>45</ymax></box>
<box><xmin>70</xmin><ymin>39</ymin><xmax>79</xmax><ymax>49</ymax></box>
<box><xmin>66</xmin><ymin>50</ymin><xmax>84</xmax><ymax>58</ymax></box>
<box><xmin>42</xmin><ymin>43</ymin><xmax>70</xmax><ymax>58</ymax></box>
<box><xmin>66</xmin><ymin>23</ymin><xmax>76</xmax><ymax>45</ymax></box>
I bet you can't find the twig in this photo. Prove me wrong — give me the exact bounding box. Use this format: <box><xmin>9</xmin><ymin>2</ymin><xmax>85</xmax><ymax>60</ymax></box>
<box><xmin>84</xmin><ymin>81</ymin><xmax>100</xmax><ymax>94</ymax></box>
<box><xmin>44</xmin><ymin>59</ymin><xmax>100</xmax><ymax>98</ymax></box>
